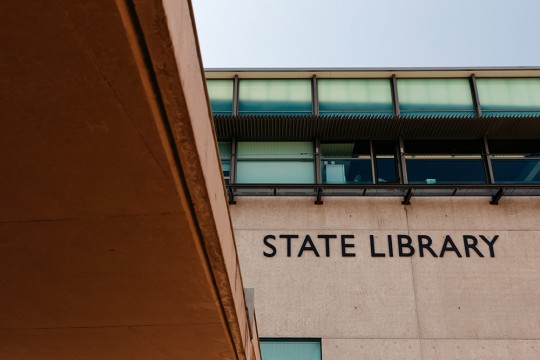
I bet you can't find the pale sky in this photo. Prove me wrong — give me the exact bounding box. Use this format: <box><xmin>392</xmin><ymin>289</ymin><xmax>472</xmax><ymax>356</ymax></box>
<box><xmin>192</xmin><ymin>0</ymin><xmax>540</xmax><ymax>69</ymax></box>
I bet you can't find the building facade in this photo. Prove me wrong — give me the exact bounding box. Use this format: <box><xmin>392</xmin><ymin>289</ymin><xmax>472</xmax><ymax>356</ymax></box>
<box><xmin>206</xmin><ymin>69</ymin><xmax>540</xmax><ymax>360</ymax></box>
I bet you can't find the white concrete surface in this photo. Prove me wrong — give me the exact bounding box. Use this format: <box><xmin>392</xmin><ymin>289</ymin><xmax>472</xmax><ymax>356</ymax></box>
<box><xmin>231</xmin><ymin>196</ymin><xmax>540</xmax><ymax>359</ymax></box>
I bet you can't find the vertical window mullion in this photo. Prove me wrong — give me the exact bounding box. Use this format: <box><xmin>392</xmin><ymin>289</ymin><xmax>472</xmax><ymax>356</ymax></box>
<box><xmin>470</xmin><ymin>75</ymin><xmax>483</xmax><ymax>117</ymax></box>
<box><xmin>398</xmin><ymin>137</ymin><xmax>408</xmax><ymax>184</ymax></box>
<box><xmin>483</xmin><ymin>136</ymin><xmax>495</xmax><ymax>184</ymax></box>
<box><xmin>369</xmin><ymin>140</ymin><xmax>377</xmax><ymax>184</ymax></box>
<box><xmin>230</xmin><ymin>138</ymin><xmax>237</xmax><ymax>184</ymax></box>
<box><xmin>232</xmin><ymin>75</ymin><xmax>239</xmax><ymax>117</ymax></box>
<box><xmin>391</xmin><ymin>75</ymin><xmax>400</xmax><ymax>117</ymax></box>
<box><xmin>315</xmin><ymin>138</ymin><xmax>322</xmax><ymax>184</ymax></box>
<box><xmin>312</xmin><ymin>75</ymin><xmax>319</xmax><ymax>116</ymax></box>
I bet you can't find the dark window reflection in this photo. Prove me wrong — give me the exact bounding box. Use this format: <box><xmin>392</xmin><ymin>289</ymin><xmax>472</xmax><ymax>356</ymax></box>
<box><xmin>373</xmin><ymin>141</ymin><xmax>399</xmax><ymax>183</ymax></box>
<box><xmin>490</xmin><ymin>139</ymin><xmax>540</xmax><ymax>184</ymax></box>
<box><xmin>405</xmin><ymin>140</ymin><xmax>487</xmax><ymax>184</ymax></box>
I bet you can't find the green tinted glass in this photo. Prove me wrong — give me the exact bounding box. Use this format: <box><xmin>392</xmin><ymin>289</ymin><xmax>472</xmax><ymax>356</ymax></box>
<box><xmin>238</xmin><ymin>80</ymin><xmax>312</xmax><ymax>114</ymax></box>
<box><xmin>236</xmin><ymin>142</ymin><xmax>314</xmax><ymax>184</ymax></box>
<box><xmin>318</xmin><ymin>79</ymin><xmax>393</xmax><ymax>113</ymax></box>
<box><xmin>218</xmin><ymin>142</ymin><xmax>231</xmax><ymax>160</ymax></box>
<box><xmin>236</xmin><ymin>161</ymin><xmax>314</xmax><ymax>184</ymax></box>
<box><xmin>398</xmin><ymin>78</ymin><xmax>474</xmax><ymax>113</ymax></box>
<box><xmin>260</xmin><ymin>340</ymin><xmax>321</xmax><ymax>360</ymax></box>
<box><xmin>237</xmin><ymin>142</ymin><xmax>313</xmax><ymax>159</ymax></box>
<box><xmin>207</xmin><ymin>80</ymin><xmax>233</xmax><ymax>114</ymax></box>
<box><xmin>477</xmin><ymin>78</ymin><xmax>540</xmax><ymax>113</ymax></box>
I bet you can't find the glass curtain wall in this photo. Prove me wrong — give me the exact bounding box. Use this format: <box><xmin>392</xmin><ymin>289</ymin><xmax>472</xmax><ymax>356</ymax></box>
<box><xmin>221</xmin><ymin>139</ymin><xmax>540</xmax><ymax>186</ymax></box>
<box><xmin>489</xmin><ymin>140</ymin><xmax>540</xmax><ymax>184</ymax></box>
<box><xmin>236</xmin><ymin>142</ymin><xmax>315</xmax><ymax>184</ymax></box>
<box><xmin>404</xmin><ymin>140</ymin><xmax>487</xmax><ymax>184</ymax></box>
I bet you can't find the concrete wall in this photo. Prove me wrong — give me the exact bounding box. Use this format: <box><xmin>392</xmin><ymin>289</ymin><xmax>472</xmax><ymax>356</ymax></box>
<box><xmin>231</xmin><ymin>197</ymin><xmax>540</xmax><ymax>359</ymax></box>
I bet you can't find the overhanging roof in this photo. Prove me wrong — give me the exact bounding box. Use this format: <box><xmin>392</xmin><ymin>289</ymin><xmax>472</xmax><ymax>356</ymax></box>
<box><xmin>0</xmin><ymin>1</ymin><xmax>259</xmax><ymax>359</ymax></box>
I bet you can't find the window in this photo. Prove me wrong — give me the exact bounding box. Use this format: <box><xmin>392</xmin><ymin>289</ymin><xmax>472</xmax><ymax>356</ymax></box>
<box><xmin>489</xmin><ymin>140</ymin><xmax>540</xmax><ymax>184</ymax></box>
<box><xmin>207</xmin><ymin>80</ymin><xmax>233</xmax><ymax>115</ymax></box>
<box><xmin>321</xmin><ymin>141</ymin><xmax>372</xmax><ymax>184</ymax></box>
<box><xmin>318</xmin><ymin>79</ymin><xmax>393</xmax><ymax>115</ymax></box>
<box><xmin>260</xmin><ymin>339</ymin><xmax>321</xmax><ymax>360</ymax></box>
<box><xmin>397</xmin><ymin>78</ymin><xmax>475</xmax><ymax>116</ymax></box>
<box><xmin>236</xmin><ymin>142</ymin><xmax>315</xmax><ymax>184</ymax></box>
<box><xmin>238</xmin><ymin>80</ymin><xmax>312</xmax><ymax>115</ymax></box>
<box><xmin>476</xmin><ymin>78</ymin><xmax>540</xmax><ymax>116</ymax></box>
<box><xmin>373</xmin><ymin>141</ymin><xmax>399</xmax><ymax>183</ymax></box>
<box><xmin>404</xmin><ymin>140</ymin><xmax>487</xmax><ymax>184</ymax></box>
<box><xmin>218</xmin><ymin>142</ymin><xmax>232</xmax><ymax>184</ymax></box>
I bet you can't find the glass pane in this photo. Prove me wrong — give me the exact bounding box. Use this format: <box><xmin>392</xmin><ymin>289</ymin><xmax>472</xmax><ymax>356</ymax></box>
<box><xmin>322</xmin><ymin>159</ymin><xmax>372</xmax><ymax>184</ymax></box>
<box><xmin>318</xmin><ymin>79</ymin><xmax>393</xmax><ymax>114</ymax></box>
<box><xmin>261</xmin><ymin>340</ymin><xmax>321</xmax><ymax>360</ymax></box>
<box><xmin>221</xmin><ymin>160</ymin><xmax>230</xmax><ymax>185</ymax></box>
<box><xmin>237</xmin><ymin>142</ymin><xmax>313</xmax><ymax>159</ymax></box>
<box><xmin>218</xmin><ymin>142</ymin><xmax>232</xmax><ymax>160</ymax></box>
<box><xmin>492</xmin><ymin>158</ymin><xmax>540</xmax><ymax>184</ymax></box>
<box><xmin>321</xmin><ymin>141</ymin><xmax>370</xmax><ymax>158</ymax></box>
<box><xmin>398</xmin><ymin>78</ymin><xmax>474</xmax><ymax>113</ymax></box>
<box><xmin>405</xmin><ymin>140</ymin><xmax>483</xmax><ymax>154</ymax></box>
<box><xmin>406</xmin><ymin>158</ymin><xmax>487</xmax><ymax>184</ymax></box>
<box><xmin>238</xmin><ymin>79</ymin><xmax>312</xmax><ymax>114</ymax></box>
<box><xmin>477</xmin><ymin>78</ymin><xmax>540</xmax><ymax>113</ymax></box>
<box><xmin>207</xmin><ymin>80</ymin><xmax>233</xmax><ymax>114</ymax></box>
<box><xmin>376</xmin><ymin>157</ymin><xmax>398</xmax><ymax>183</ymax></box>
<box><xmin>236</xmin><ymin>161</ymin><xmax>315</xmax><ymax>184</ymax></box>
<box><xmin>373</xmin><ymin>140</ymin><xmax>398</xmax><ymax>183</ymax></box>
<box><xmin>489</xmin><ymin>139</ymin><xmax>540</xmax><ymax>155</ymax></box>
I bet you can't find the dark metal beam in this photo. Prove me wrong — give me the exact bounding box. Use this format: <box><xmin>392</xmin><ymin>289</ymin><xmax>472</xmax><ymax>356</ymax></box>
<box><xmin>470</xmin><ymin>75</ymin><xmax>482</xmax><ymax>117</ymax></box>
<box><xmin>228</xmin><ymin>186</ymin><xmax>236</xmax><ymax>205</ymax></box>
<box><xmin>315</xmin><ymin>187</ymin><xmax>323</xmax><ymax>205</ymax></box>
<box><xmin>402</xmin><ymin>188</ymin><xmax>412</xmax><ymax>205</ymax></box>
<box><xmin>312</xmin><ymin>75</ymin><xmax>319</xmax><ymax>117</ymax></box>
<box><xmin>490</xmin><ymin>187</ymin><xmax>504</xmax><ymax>205</ymax></box>
<box><xmin>391</xmin><ymin>75</ymin><xmax>400</xmax><ymax>117</ymax></box>
<box><xmin>232</xmin><ymin>75</ymin><xmax>239</xmax><ymax>117</ymax></box>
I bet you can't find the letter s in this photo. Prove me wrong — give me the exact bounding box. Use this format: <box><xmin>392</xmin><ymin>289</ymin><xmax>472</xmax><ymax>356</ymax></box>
<box><xmin>263</xmin><ymin>235</ymin><xmax>277</xmax><ymax>257</ymax></box>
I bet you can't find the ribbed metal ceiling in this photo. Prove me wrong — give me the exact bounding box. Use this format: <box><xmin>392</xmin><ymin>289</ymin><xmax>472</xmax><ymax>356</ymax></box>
<box><xmin>214</xmin><ymin>114</ymin><xmax>540</xmax><ymax>140</ymax></box>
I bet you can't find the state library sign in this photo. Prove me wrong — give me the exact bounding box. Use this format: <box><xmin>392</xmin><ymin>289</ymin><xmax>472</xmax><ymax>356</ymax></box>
<box><xmin>262</xmin><ymin>234</ymin><xmax>499</xmax><ymax>258</ymax></box>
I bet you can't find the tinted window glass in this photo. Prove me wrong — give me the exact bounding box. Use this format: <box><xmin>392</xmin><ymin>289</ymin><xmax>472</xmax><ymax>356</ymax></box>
<box><xmin>207</xmin><ymin>80</ymin><xmax>233</xmax><ymax>114</ymax></box>
<box><xmin>398</xmin><ymin>78</ymin><xmax>474</xmax><ymax>116</ymax></box>
<box><xmin>405</xmin><ymin>140</ymin><xmax>486</xmax><ymax>184</ymax></box>
<box><xmin>238</xmin><ymin>80</ymin><xmax>312</xmax><ymax>115</ymax></box>
<box><xmin>318</xmin><ymin>79</ymin><xmax>393</xmax><ymax>114</ymax></box>
<box><xmin>260</xmin><ymin>339</ymin><xmax>321</xmax><ymax>360</ymax></box>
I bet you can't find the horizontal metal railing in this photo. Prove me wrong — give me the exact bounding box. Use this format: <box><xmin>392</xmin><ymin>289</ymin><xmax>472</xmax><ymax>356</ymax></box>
<box><xmin>226</xmin><ymin>183</ymin><xmax>540</xmax><ymax>205</ymax></box>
